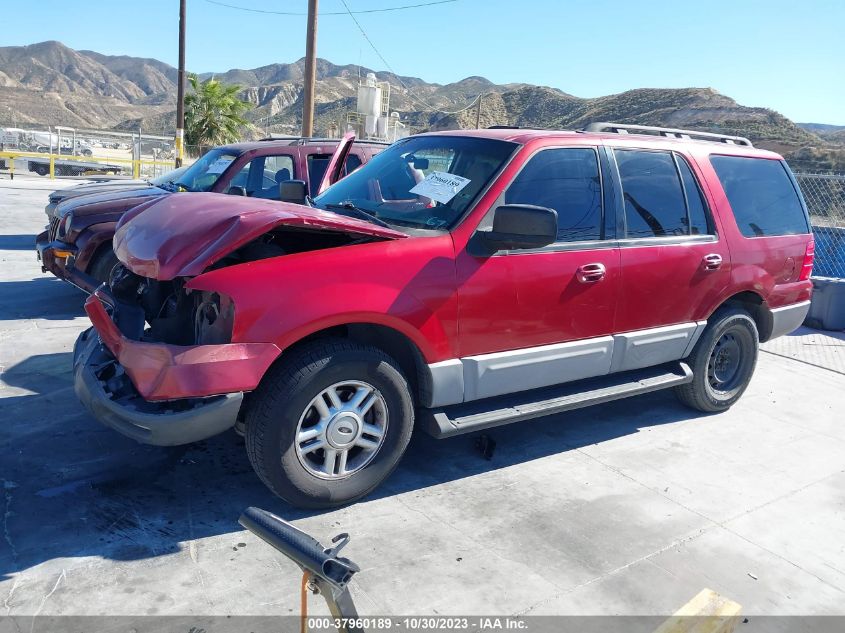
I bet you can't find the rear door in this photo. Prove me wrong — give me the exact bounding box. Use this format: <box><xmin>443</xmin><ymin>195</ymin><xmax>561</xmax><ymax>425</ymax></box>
<box><xmin>610</xmin><ymin>146</ymin><xmax>730</xmax><ymax>371</ymax></box>
<box><xmin>708</xmin><ymin>154</ymin><xmax>813</xmax><ymax>308</ymax></box>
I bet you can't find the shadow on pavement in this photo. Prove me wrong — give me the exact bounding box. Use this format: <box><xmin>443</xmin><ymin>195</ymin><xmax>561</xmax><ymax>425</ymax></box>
<box><xmin>0</xmin><ymin>234</ymin><xmax>37</xmax><ymax>250</ymax></box>
<box><xmin>785</xmin><ymin>325</ymin><xmax>845</xmax><ymax>342</ymax></box>
<box><xmin>0</xmin><ymin>343</ymin><xmax>705</xmax><ymax>582</ymax></box>
<box><xmin>0</xmin><ymin>277</ymin><xmax>85</xmax><ymax>320</ymax></box>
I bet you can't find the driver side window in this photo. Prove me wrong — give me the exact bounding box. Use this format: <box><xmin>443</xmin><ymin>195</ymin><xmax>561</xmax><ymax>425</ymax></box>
<box><xmin>238</xmin><ymin>154</ymin><xmax>295</xmax><ymax>199</ymax></box>
<box><xmin>505</xmin><ymin>148</ymin><xmax>604</xmax><ymax>242</ymax></box>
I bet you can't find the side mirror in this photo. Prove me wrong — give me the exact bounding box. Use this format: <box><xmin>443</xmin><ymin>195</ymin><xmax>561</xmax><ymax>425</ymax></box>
<box><xmin>280</xmin><ymin>179</ymin><xmax>308</xmax><ymax>205</ymax></box>
<box><xmin>227</xmin><ymin>186</ymin><xmax>247</xmax><ymax>196</ymax></box>
<box><xmin>478</xmin><ymin>204</ymin><xmax>558</xmax><ymax>251</ymax></box>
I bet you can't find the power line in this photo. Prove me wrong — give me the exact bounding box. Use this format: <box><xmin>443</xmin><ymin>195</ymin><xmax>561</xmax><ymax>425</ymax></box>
<box><xmin>337</xmin><ymin>0</ymin><xmax>479</xmax><ymax>116</ymax></box>
<box><xmin>207</xmin><ymin>0</ymin><xmax>478</xmax><ymax>117</ymax></box>
<box><xmin>204</xmin><ymin>0</ymin><xmax>457</xmax><ymax>16</ymax></box>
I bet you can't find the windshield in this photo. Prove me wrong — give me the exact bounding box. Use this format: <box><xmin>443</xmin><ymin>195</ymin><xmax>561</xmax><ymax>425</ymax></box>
<box><xmin>150</xmin><ymin>165</ymin><xmax>189</xmax><ymax>187</ymax></box>
<box><xmin>170</xmin><ymin>148</ymin><xmax>240</xmax><ymax>192</ymax></box>
<box><xmin>314</xmin><ymin>136</ymin><xmax>517</xmax><ymax>230</ymax></box>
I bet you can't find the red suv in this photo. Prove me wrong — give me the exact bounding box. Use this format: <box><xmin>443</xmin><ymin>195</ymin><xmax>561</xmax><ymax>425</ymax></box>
<box><xmin>72</xmin><ymin>124</ymin><xmax>814</xmax><ymax>508</ymax></box>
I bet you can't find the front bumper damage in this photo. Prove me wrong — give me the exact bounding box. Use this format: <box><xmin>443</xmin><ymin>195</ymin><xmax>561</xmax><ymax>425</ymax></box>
<box><xmin>36</xmin><ymin>229</ymin><xmax>99</xmax><ymax>293</ymax></box>
<box><xmin>73</xmin><ymin>329</ymin><xmax>245</xmax><ymax>445</ymax></box>
<box><xmin>73</xmin><ymin>289</ymin><xmax>281</xmax><ymax>446</ymax></box>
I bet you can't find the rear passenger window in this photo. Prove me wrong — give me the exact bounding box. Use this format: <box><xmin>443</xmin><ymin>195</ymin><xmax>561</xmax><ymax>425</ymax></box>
<box><xmin>710</xmin><ymin>156</ymin><xmax>809</xmax><ymax>237</ymax></box>
<box><xmin>307</xmin><ymin>154</ymin><xmax>332</xmax><ymax>194</ymax></box>
<box><xmin>505</xmin><ymin>148</ymin><xmax>603</xmax><ymax>242</ymax></box>
<box><xmin>616</xmin><ymin>150</ymin><xmax>689</xmax><ymax>238</ymax></box>
<box><xmin>345</xmin><ymin>154</ymin><xmax>363</xmax><ymax>173</ymax></box>
<box><xmin>675</xmin><ymin>156</ymin><xmax>711</xmax><ymax>235</ymax></box>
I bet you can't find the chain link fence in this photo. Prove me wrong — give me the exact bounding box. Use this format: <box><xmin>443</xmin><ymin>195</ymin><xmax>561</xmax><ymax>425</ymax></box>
<box><xmin>795</xmin><ymin>172</ymin><xmax>845</xmax><ymax>278</ymax></box>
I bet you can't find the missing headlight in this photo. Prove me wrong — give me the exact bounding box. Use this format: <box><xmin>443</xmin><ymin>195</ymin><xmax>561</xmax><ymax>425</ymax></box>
<box><xmin>194</xmin><ymin>291</ymin><xmax>235</xmax><ymax>345</ymax></box>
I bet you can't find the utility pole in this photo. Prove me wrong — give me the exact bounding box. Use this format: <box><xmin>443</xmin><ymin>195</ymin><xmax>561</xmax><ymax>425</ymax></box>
<box><xmin>475</xmin><ymin>93</ymin><xmax>483</xmax><ymax>129</ymax></box>
<box><xmin>175</xmin><ymin>0</ymin><xmax>187</xmax><ymax>167</ymax></box>
<box><xmin>301</xmin><ymin>0</ymin><xmax>318</xmax><ymax>138</ymax></box>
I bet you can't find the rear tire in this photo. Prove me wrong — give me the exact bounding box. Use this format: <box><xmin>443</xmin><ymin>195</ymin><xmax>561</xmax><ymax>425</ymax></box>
<box><xmin>88</xmin><ymin>247</ymin><xmax>119</xmax><ymax>285</ymax></box>
<box><xmin>245</xmin><ymin>339</ymin><xmax>414</xmax><ymax>508</ymax></box>
<box><xmin>675</xmin><ymin>308</ymin><xmax>759</xmax><ymax>413</ymax></box>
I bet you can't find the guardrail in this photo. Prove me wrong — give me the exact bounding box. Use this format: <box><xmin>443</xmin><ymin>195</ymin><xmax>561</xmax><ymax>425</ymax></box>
<box><xmin>0</xmin><ymin>150</ymin><xmax>176</xmax><ymax>180</ymax></box>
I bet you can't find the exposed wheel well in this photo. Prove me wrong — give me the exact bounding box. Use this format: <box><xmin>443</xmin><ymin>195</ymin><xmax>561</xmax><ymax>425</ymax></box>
<box><xmin>714</xmin><ymin>291</ymin><xmax>773</xmax><ymax>342</ymax></box>
<box><xmin>278</xmin><ymin>324</ymin><xmax>431</xmax><ymax>406</ymax></box>
<box><xmin>85</xmin><ymin>239</ymin><xmax>115</xmax><ymax>274</ymax></box>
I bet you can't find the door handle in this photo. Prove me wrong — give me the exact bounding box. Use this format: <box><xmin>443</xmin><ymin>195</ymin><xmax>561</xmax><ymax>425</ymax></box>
<box><xmin>702</xmin><ymin>254</ymin><xmax>723</xmax><ymax>271</ymax></box>
<box><xmin>576</xmin><ymin>263</ymin><xmax>606</xmax><ymax>283</ymax></box>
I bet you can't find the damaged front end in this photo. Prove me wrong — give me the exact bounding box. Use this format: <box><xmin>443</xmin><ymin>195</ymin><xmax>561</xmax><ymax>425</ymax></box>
<box><xmin>72</xmin><ymin>270</ymin><xmax>282</xmax><ymax>445</ymax></box>
<box><xmin>73</xmin><ymin>193</ymin><xmax>406</xmax><ymax>446</ymax></box>
<box><xmin>73</xmin><ymin>327</ymin><xmax>246</xmax><ymax>446</ymax></box>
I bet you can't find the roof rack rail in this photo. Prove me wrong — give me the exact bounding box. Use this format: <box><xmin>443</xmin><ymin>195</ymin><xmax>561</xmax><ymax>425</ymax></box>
<box><xmin>487</xmin><ymin>125</ymin><xmax>520</xmax><ymax>129</ymax></box>
<box><xmin>582</xmin><ymin>122</ymin><xmax>753</xmax><ymax>147</ymax></box>
<box><xmin>257</xmin><ymin>135</ymin><xmax>391</xmax><ymax>146</ymax></box>
<box><xmin>258</xmin><ymin>135</ymin><xmax>339</xmax><ymax>145</ymax></box>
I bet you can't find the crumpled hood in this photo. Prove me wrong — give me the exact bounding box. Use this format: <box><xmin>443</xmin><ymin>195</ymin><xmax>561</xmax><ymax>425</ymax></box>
<box><xmin>114</xmin><ymin>192</ymin><xmax>408</xmax><ymax>280</ymax></box>
<box><xmin>55</xmin><ymin>186</ymin><xmax>168</xmax><ymax>219</ymax></box>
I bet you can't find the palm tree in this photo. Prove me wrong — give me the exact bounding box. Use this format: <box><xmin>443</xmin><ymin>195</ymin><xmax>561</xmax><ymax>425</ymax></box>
<box><xmin>184</xmin><ymin>74</ymin><xmax>250</xmax><ymax>155</ymax></box>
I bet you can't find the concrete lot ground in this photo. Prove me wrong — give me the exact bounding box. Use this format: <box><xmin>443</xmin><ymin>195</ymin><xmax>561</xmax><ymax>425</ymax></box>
<box><xmin>1</xmin><ymin>176</ymin><xmax>844</xmax><ymax>622</ymax></box>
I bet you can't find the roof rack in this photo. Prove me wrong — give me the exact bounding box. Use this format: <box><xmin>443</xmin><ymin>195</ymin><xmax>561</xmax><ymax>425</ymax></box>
<box><xmin>582</xmin><ymin>122</ymin><xmax>753</xmax><ymax>147</ymax></box>
<box><xmin>258</xmin><ymin>135</ymin><xmax>338</xmax><ymax>145</ymax></box>
<box><xmin>487</xmin><ymin>125</ymin><xmax>520</xmax><ymax>129</ymax></box>
<box><xmin>257</xmin><ymin>135</ymin><xmax>392</xmax><ymax>146</ymax></box>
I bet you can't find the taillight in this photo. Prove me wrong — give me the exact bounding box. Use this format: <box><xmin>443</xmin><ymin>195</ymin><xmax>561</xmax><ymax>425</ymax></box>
<box><xmin>799</xmin><ymin>238</ymin><xmax>815</xmax><ymax>281</ymax></box>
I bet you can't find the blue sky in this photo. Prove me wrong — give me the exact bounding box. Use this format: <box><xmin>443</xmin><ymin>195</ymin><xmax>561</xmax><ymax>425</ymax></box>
<box><xmin>4</xmin><ymin>0</ymin><xmax>844</xmax><ymax>124</ymax></box>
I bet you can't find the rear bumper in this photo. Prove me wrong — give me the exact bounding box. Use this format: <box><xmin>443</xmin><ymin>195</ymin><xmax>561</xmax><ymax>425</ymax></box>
<box><xmin>84</xmin><ymin>289</ymin><xmax>281</xmax><ymax>401</ymax></box>
<box><xmin>73</xmin><ymin>328</ymin><xmax>243</xmax><ymax>446</ymax></box>
<box><xmin>768</xmin><ymin>300</ymin><xmax>811</xmax><ymax>340</ymax></box>
<box><xmin>36</xmin><ymin>232</ymin><xmax>100</xmax><ymax>293</ymax></box>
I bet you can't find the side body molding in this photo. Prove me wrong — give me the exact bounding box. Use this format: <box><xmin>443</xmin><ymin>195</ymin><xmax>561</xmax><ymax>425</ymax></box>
<box><xmin>609</xmin><ymin>321</ymin><xmax>707</xmax><ymax>374</ymax></box>
<box><xmin>426</xmin><ymin>321</ymin><xmax>708</xmax><ymax>408</ymax></box>
<box><xmin>462</xmin><ymin>337</ymin><xmax>614</xmax><ymax>402</ymax></box>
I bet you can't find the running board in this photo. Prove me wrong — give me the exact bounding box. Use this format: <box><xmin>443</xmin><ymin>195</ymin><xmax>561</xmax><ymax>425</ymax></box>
<box><xmin>421</xmin><ymin>362</ymin><xmax>693</xmax><ymax>438</ymax></box>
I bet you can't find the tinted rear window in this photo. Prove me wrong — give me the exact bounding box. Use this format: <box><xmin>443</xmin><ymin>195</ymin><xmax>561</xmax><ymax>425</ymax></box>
<box><xmin>616</xmin><ymin>149</ymin><xmax>689</xmax><ymax>238</ymax></box>
<box><xmin>308</xmin><ymin>154</ymin><xmax>365</xmax><ymax>194</ymax></box>
<box><xmin>675</xmin><ymin>155</ymin><xmax>711</xmax><ymax>235</ymax></box>
<box><xmin>710</xmin><ymin>156</ymin><xmax>809</xmax><ymax>237</ymax></box>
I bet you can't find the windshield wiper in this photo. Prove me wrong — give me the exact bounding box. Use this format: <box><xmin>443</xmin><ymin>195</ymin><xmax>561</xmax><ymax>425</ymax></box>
<box><xmin>172</xmin><ymin>180</ymin><xmax>195</xmax><ymax>192</ymax></box>
<box><xmin>322</xmin><ymin>202</ymin><xmax>392</xmax><ymax>229</ymax></box>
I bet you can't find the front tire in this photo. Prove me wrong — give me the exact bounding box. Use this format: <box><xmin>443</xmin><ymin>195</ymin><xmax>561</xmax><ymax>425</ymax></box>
<box><xmin>675</xmin><ymin>308</ymin><xmax>759</xmax><ymax>413</ymax></box>
<box><xmin>88</xmin><ymin>247</ymin><xmax>119</xmax><ymax>285</ymax></box>
<box><xmin>245</xmin><ymin>339</ymin><xmax>414</xmax><ymax>508</ymax></box>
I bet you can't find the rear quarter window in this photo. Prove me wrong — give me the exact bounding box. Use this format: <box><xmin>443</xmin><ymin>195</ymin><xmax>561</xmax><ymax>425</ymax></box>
<box><xmin>710</xmin><ymin>156</ymin><xmax>809</xmax><ymax>237</ymax></box>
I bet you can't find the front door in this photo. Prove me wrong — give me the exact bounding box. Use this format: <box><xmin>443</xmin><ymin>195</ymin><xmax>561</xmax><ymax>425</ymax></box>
<box><xmin>455</xmin><ymin>145</ymin><xmax>621</xmax><ymax>401</ymax></box>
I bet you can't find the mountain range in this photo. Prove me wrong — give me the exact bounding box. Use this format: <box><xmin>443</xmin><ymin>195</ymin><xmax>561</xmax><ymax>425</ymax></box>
<box><xmin>1</xmin><ymin>40</ymin><xmax>842</xmax><ymax>171</ymax></box>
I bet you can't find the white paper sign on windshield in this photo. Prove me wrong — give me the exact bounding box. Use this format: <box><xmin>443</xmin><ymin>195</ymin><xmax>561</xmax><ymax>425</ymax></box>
<box><xmin>206</xmin><ymin>158</ymin><xmax>234</xmax><ymax>174</ymax></box>
<box><xmin>409</xmin><ymin>171</ymin><xmax>471</xmax><ymax>205</ymax></box>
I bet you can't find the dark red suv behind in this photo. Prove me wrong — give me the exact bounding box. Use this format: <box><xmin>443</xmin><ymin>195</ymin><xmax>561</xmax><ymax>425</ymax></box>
<box><xmin>36</xmin><ymin>136</ymin><xmax>385</xmax><ymax>292</ymax></box>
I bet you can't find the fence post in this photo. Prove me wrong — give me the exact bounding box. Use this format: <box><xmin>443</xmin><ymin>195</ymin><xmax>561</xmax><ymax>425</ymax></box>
<box><xmin>49</xmin><ymin>154</ymin><xmax>55</xmax><ymax>179</ymax></box>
